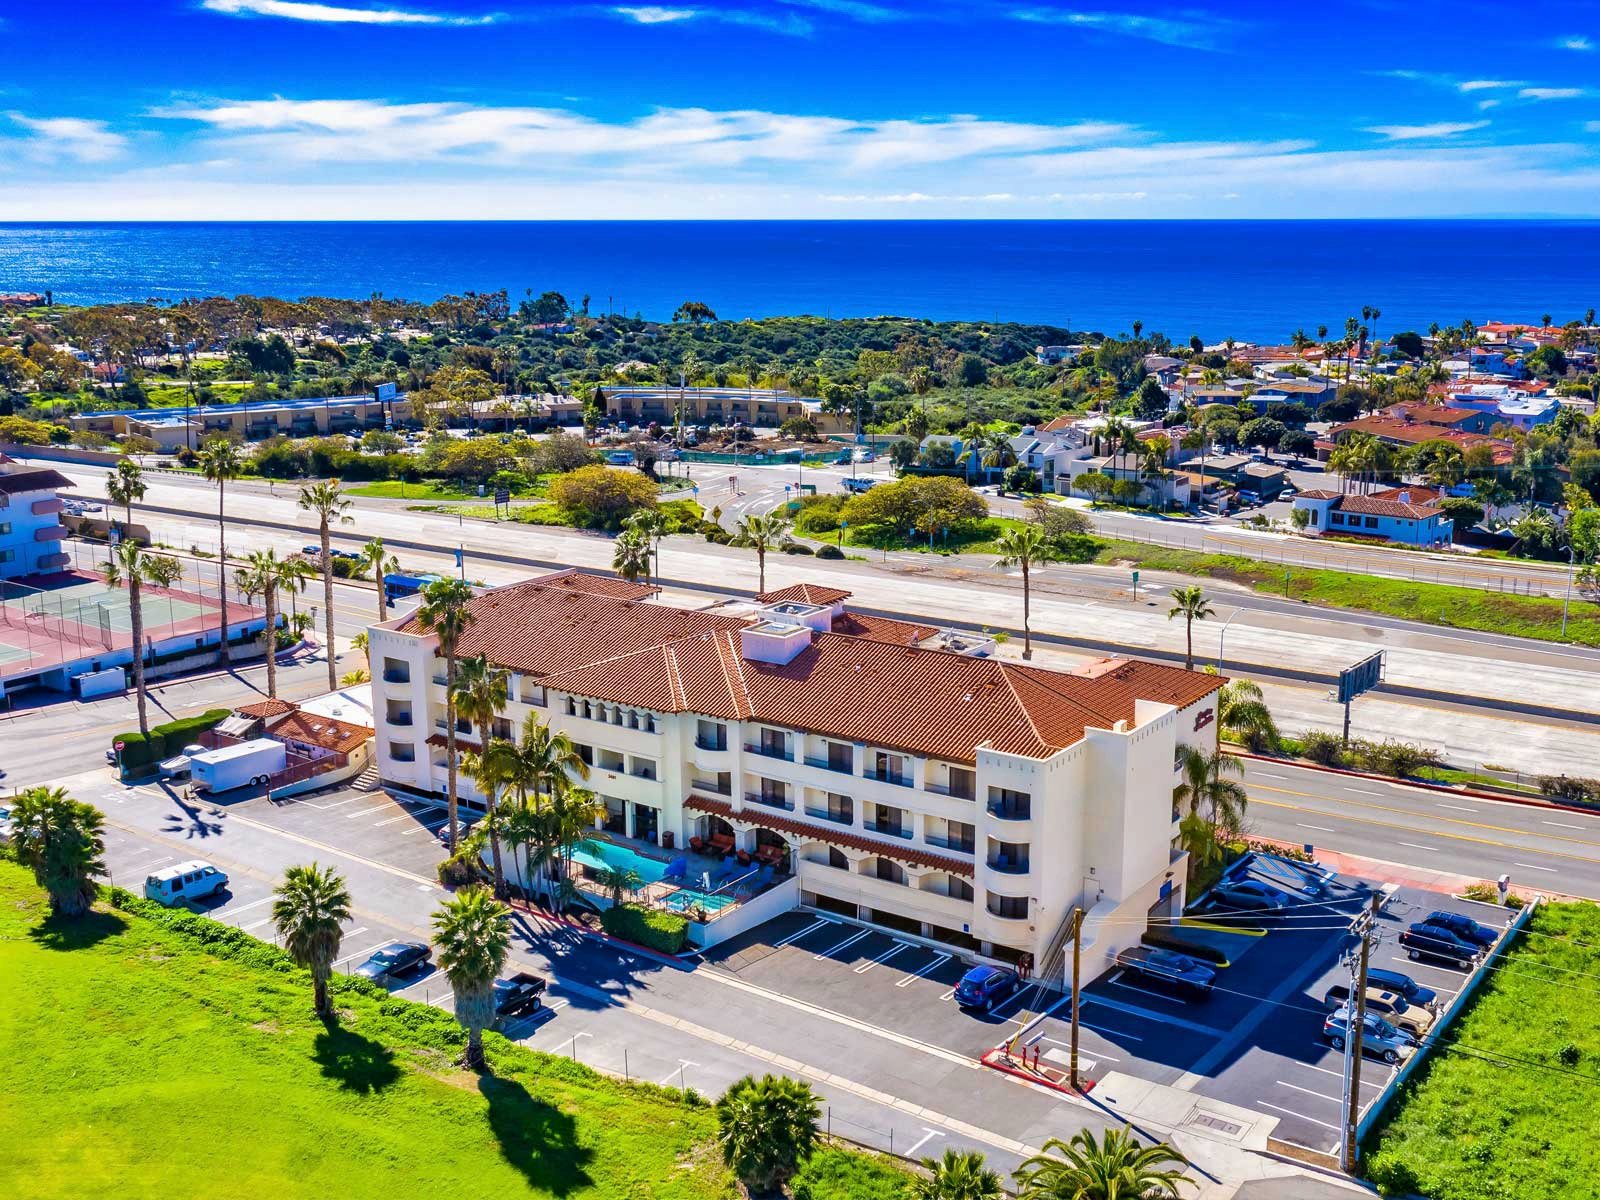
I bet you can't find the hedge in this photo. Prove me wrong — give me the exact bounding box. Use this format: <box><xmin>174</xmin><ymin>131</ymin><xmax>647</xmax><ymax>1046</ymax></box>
<box><xmin>112</xmin><ymin>707</ymin><xmax>233</xmax><ymax>769</ymax></box>
<box><xmin>601</xmin><ymin>902</ymin><xmax>689</xmax><ymax>954</ymax></box>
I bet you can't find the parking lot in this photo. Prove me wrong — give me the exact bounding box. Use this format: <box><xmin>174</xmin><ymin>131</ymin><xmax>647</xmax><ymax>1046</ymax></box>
<box><xmin>705</xmin><ymin>852</ymin><xmax>1517</xmax><ymax>1160</ymax></box>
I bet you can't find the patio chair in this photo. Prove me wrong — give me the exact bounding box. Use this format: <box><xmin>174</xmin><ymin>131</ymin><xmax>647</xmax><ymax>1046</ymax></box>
<box><xmin>662</xmin><ymin>856</ymin><xmax>688</xmax><ymax>883</ymax></box>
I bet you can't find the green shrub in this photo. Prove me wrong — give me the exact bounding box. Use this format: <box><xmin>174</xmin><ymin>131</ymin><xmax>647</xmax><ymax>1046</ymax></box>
<box><xmin>791</xmin><ymin>1147</ymin><xmax>910</xmax><ymax>1200</ymax></box>
<box><xmin>703</xmin><ymin>527</ymin><xmax>732</xmax><ymax>545</ymax></box>
<box><xmin>1350</xmin><ymin>738</ymin><xmax>1442</xmax><ymax>779</ymax></box>
<box><xmin>781</xmin><ymin>542</ymin><xmax>815</xmax><ymax>555</ymax></box>
<box><xmin>601</xmin><ymin>902</ymin><xmax>688</xmax><ymax>953</ymax></box>
<box><xmin>111</xmin><ymin>730</ymin><xmax>155</xmax><ymax>769</ymax></box>
<box><xmin>1462</xmin><ymin>881</ymin><xmax>1526</xmax><ymax>909</ymax></box>
<box><xmin>110</xmin><ymin>708</ymin><xmax>232</xmax><ymax>769</ymax></box>
<box><xmin>815</xmin><ymin>544</ymin><xmax>845</xmax><ymax>560</ymax></box>
<box><xmin>1365</xmin><ymin>1153</ymin><xmax>1420</xmax><ymax>1197</ymax></box>
<box><xmin>1539</xmin><ymin>774</ymin><xmax>1600</xmax><ymax>805</ymax></box>
<box><xmin>1297</xmin><ymin>730</ymin><xmax>1347</xmax><ymax>766</ymax></box>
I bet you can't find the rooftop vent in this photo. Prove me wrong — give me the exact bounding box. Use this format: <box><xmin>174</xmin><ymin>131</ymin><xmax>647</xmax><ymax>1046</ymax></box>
<box><xmin>739</xmin><ymin>620</ymin><xmax>812</xmax><ymax>666</ymax></box>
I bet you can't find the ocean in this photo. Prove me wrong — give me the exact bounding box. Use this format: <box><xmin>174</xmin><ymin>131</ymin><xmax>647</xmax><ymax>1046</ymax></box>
<box><xmin>2</xmin><ymin>220</ymin><xmax>1596</xmax><ymax>344</ymax></box>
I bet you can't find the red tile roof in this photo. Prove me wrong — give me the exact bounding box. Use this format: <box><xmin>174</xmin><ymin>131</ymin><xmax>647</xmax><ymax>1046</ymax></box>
<box><xmin>1336</xmin><ymin>493</ymin><xmax>1444</xmax><ymax>520</ymax></box>
<box><xmin>683</xmin><ymin>795</ymin><xmax>975</xmax><ymax>876</ymax></box>
<box><xmin>270</xmin><ymin>711</ymin><xmax>371</xmax><ymax>754</ymax></box>
<box><xmin>831</xmin><ymin>611</ymin><xmax>937</xmax><ymax>644</ymax></box>
<box><xmin>236</xmin><ymin>698</ymin><xmax>298</xmax><ymax>718</ymax></box>
<box><xmin>759</xmin><ymin>582</ymin><xmax>853</xmax><ymax>606</ymax></box>
<box><xmin>515</xmin><ymin>568</ymin><xmax>660</xmax><ymax>601</ymax></box>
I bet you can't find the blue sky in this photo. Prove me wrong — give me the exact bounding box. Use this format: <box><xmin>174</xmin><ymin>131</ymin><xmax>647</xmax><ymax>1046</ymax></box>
<box><xmin>3</xmin><ymin>0</ymin><xmax>1600</xmax><ymax>218</ymax></box>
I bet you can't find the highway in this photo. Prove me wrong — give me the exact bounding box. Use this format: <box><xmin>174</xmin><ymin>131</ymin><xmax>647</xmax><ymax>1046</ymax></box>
<box><xmin>1239</xmin><ymin>759</ymin><xmax>1600</xmax><ymax>900</ymax></box>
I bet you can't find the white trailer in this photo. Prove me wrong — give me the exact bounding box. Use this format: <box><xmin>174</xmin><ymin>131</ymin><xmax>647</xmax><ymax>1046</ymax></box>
<box><xmin>189</xmin><ymin>738</ymin><xmax>287</xmax><ymax>793</ymax></box>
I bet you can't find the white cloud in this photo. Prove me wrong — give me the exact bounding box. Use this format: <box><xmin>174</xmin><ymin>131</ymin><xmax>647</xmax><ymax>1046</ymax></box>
<box><xmin>201</xmin><ymin>0</ymin><xmax>498</xmax><ymax>24</ymax></box>
<box><xmin>154</xmin><ymin>97</ymin><xmax>1134</xmax><ymax>171</ymax></box>
<box><xmin>1008</xmin><ymin>8</ymin><xmax>1237</xmax><ymax>50</ymax></box>
<box><xmin>611</xmin><ymin>5</ymin><xmax>812</xmax><ymax>33</ymax></box>
<box><xmin>1561</xmin><ymin>35</ymin><xmax>1593</xmax><ymax>52</ymax></box>
<box><xmin>6</xmin><ymin>113</ymin><xmax>127</xmax><ymax>162</ymax></box>
<box><xmin>781</xmin><ymin>0</ymin><xmax>906</xmax><ymax>20</ymax></box>
<box><xmin>1457</xmin><ymin>79</ymin><xmax>1524</xmax><ymax>93</ymax></box>
<box><xmin>1364</xmin><ymin>120</ymin><xmax>1489</xmax><ymax>140</ymax></box>
<box><xmin>1521</xmin><ymin>87</ymin><xmax>1586</xmax><ymax>101</ymax></box>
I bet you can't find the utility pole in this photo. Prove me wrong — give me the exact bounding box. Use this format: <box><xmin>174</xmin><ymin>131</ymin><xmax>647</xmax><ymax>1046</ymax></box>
<box><xmin>1068</xmin><ymin>906</ymin><xmax>1086</xmax><ymax>1089</ymax></box>
<box><xmin>1341</xmin><ymin>892</ymin><xmax>1382</xmax><ymax>1173</ymax></box>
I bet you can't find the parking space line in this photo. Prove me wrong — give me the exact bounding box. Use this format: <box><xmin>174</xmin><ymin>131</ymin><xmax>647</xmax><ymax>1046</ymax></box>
<box><xmin>854</xmin><ymin>941</ymin><xmax>913</xmax><ymax>974</ymax></box>
<box><xmin>1081</xmin><ymin>994</ymin><xmax>1226</xmax><ymax>1037</ymax></box>
<box><xmin>341</xmin><ymin>939</ymin><xmax>392</xmax><ymax>965</ymax></box>
<box><xmin>346</xmin><ymin>803</ymin><xmax>391</xmax><ymax>820</ymax></box>
<box><xmin>938</xmin><ymin>987</ymin><xmax>956</xmax><ymax>1001</ymax></box>
<box><xmin>895</xmin><ymin>952</ymin><xmax>951</xmax><ymax>987</ymax></box>
<box><xmin>1298</xmin><ymin>1062</ymin><xmax>1380</xmax><ymax>1087</ymax></box>
<box><xmin>658</xmin><ymin>1060</ymin><xmax>698</xmax><ymax>1086</ymax></box>
<box><xmin>1257</xmin><ymin>1103</ymin><xmax>1341</xmax><ymax>1132</ymax></box>
<box><xmin>905</xmin><ymin>1129</ymin><xmax>943</xmax><ymax>1157</ymax></box>
<box><xmin>374</xmin><ymin>812</ymin><xmax>420</xmax><ymax>827</ymax></box>
<box><xmin>1105</xmin><ymin>974</ymin><xmax>1190</xmax><ymax>1007</ymax></box>
<box><xmin>814</xmin><ymin>929</ymin><xmax>872</xmax><ymax>960</ymax></box>
<box><xmin>1276</xmin><ymin>1080</ymin><xmax>1340</xmax><ymax>1103</ymax></box>
<box><xmin>1080</xmin><ymin>1022</ymin><xmax>1144</xmax><ymax>1043</ymax></box>
<box><xmin>219</xmin><ymin>895</ymin><xmax>276</xmax><ymax>918</ymax></box>
<box><xmin>343</xmin><ymin>926</ymin><xmax>369</xmax><ymax>939</ymax></box>
<box><xmin>775</xmin><ymin>916</ymin><xmax>834</xmax><ymax>948</ymax></box>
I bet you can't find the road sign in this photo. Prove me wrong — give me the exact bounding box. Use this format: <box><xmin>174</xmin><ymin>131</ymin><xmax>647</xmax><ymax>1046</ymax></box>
<box><xmin>494</xmin><ymin>488</ymin><xmax>511</xmax><ymax>506</ymax></box>
<box><xmin>1337</xmin><ymin>652</ymin><xmax>1384</xmax><ymax>704</ymax></box>
<box><xmin>114</xmin><ymin>740</ymin><xmax>125</xmax><ymax>751</ymax></box>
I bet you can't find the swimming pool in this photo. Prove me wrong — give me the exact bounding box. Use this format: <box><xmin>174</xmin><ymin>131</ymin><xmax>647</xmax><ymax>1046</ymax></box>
<box><xmin>659</xmin><ymin>888</ymin><xmax>738</xmax><ymax>915</ymax></box>
<box><xmin>569</xmin><ymin>839</ymin><xmax>672</xmax><ymax>884</ymax></box>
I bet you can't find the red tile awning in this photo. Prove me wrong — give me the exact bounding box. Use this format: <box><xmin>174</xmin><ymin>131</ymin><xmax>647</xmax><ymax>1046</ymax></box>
<box><xmin>684</xmin><ymin>795</ymin><xmax>974</xmax><ymax>877</ymax></box>
<box><xmin>425</xmin><ymin>733</ymin><xmax>482</xmax><ymax>752</ymax></box>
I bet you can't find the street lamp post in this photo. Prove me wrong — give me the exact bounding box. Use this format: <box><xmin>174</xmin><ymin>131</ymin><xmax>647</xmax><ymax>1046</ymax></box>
<box><xmin>1216</xmin><ymin>608</ymin><xmax>1242</xmax><ymax>670</ymax></box>
<box><xmin>1562</xmin><ymin>544</ymin><xmax>1576</xmax><ymax>639</ymax></box>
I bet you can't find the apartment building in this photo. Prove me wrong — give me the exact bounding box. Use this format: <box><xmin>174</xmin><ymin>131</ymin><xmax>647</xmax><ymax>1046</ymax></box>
<box><xmin>602</xmin><ymin>386</ymin><xmax>848</xmax><ymax>433</ymax></box>
<box><xmin>367</xmin><ymin>569</ymin><xmax>1224</xmax><ymax>978</ymax></box>
<box><xmin>0</xmin><ymin>459</ymin><xmax>72</xmax><ymax>579</ymax></box>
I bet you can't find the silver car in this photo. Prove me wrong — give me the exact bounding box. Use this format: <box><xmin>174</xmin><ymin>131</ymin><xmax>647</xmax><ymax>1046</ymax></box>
<box><xmin>1323</xmin><ymin>1005</ymin><xmax>1416</xmax><ymax>1064</ymax></box>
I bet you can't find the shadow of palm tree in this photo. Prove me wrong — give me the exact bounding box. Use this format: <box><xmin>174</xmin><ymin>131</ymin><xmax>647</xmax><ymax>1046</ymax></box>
<box><xmin>479</xmin><ymin>1074</ymin><xmax>594</xmax><ymax>1195</ymax></box>
<box><xmin>313</xmin><ymin>1022</ymin><xmax>401</xmax><ymax>1093</ymax></box>
<box><xmin>28</xmin><ymin>907</ymin><xmax>127</xmax><ymax>951</ymax></box>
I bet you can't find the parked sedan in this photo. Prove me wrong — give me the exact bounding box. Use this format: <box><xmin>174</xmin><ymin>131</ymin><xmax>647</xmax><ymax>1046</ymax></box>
<box><xmin>1323</xmin><ymin>1006</ymin><xmax>1415</xmax><ymax>1064</ymax></box>
<box><xmin>1114</xmin><ymin>946</ymin><xmax>1216</xmax><ymax>998</ymax></box>
<box><xmin>1208</xmin><ymin>879</ymin><xmax>1289</xmax><ymax>914</ymax></box>
<box><xmin>353</xmin><ymin>941</ymin><xmax>431</xmax><ymax>983</ymax></box>
<box><xmin>1399</xmin><ymin>923</ymin><xmax>1480</xmax><ymax>968</ymax></box>
<box><xmin>1423</xmin><ymin>910</ymin><xmax>1498</xmax><ymax>947</ymax></box>
<box><xmin>1365</xmin><ymin>968</ymin><xmax>1439</xmax><ymax>1012</ymax></box>
<box><xmin>493</xmin><ymin>971</ymin><xmax>548</xmax><ymax>1021</ymax></box>
<box><xmin>157</xmin><ymin>744</ymin><xmax>209</xmax><ymax>780</ymax></box>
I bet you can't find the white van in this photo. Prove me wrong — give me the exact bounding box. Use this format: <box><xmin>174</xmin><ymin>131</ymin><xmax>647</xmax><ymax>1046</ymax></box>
<box><xmin>144</xmin><ymin>860</ymin><xmax>229</xmax><ymax>906</ymax></box>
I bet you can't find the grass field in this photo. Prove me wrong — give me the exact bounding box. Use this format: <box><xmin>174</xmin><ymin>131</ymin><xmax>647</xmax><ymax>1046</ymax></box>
<box><xmin>1363</xmin><ymin>901</ymin><xmax>1600</xmax><ymax>1200</ymax></box>
<box><xmin>0</xmin><ymin>862</ymin><xmax>888</xmax><ymax>1200</ymax></box>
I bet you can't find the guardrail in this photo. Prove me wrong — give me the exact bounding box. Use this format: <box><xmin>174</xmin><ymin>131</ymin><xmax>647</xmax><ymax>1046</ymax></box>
<box><xmin>1356</xmin><ymin>895</ymin><xmax>1541</xmax><ymax>1146</ymax></box>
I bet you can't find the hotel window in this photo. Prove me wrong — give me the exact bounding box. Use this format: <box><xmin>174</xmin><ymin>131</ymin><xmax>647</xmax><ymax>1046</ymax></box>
<box><xmin>947</xmin><ymin>876</ymin><xmax>975</xmax><ymax>902</ymax></box>
<box><xmin>987</xmin><ymin>893</ymin><xmax>1028</xmax><ymax>920</ymax></box>
<box><xmin>387</xmin><ymin>741</ymin><xmax>416</xmax><ymax>763</ymax></box>
<box><xmin>828</xmin><ymin>847</ymin><xmax>850</xmax><ymax>870</ymax></box>
<box><xmin>1364</xmin><ymin>517</ymin><xmax>1379</xmax><ymax>529</ymax></box>
<box><xmin>874</xmin><ymin>858</ymin><xmax>907</xmax><ymax>885</ymax></box>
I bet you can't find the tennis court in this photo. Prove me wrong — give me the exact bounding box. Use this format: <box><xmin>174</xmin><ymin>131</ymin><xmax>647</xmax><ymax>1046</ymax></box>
<box><xmin>0</xmin><ymin>576</ymin><xmax>211</xmax><ymax>634</ymax></box>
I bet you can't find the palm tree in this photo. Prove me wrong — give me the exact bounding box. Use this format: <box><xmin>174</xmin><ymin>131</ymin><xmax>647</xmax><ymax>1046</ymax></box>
<box><xmin>595</xmin><ymin>864</ymin><xmax>643</xmax><ymax>907</ymax></box>
<box><xmin>271</xmin><ymin>863</ymin><xmax>352</xmax><ymax>1019</ymax></box>
<box><xmin>1166</xmin><ymin>585</ymin><xmax>1213</xmax><ymax>672</ymax></box>
<box><xmin>546</xmin><ymin>781</ymin><xmax>603</xmax><ymax>912</ymax></box>
<box><xmin>298</xmin><ymin>480</ymin><xmax>352</xmax><ymax>690</ymax></box>
<box><xmin>102</xmin><ymin>541</ymin><xmax>181</xmax><ymax>737</ymax></box>
<box><xmin>105</xmin><ymin>457</ymin><xmax>146</xmax><ymax>538</ymax></box>
<box><xmin>497</xmin><ymin>801</ymin><xmax>542</xmax><ymax>898</ymax></box>
<box><xmin>432</xmin><ymin>886</ymin><xmax>511</xmax><ymax>1070</ymax></box>
<box><xmin>462</xmin><ymin>739</ymin><xmax>518</xmax><ymax>898</ymax></box>
<box><xmin>416</xmin><ymin>577</ymin><xmax>478</xmax><ymax>852</ymax></box>
<box><xmin>357</xmin><ymin>535</ymin><xmax>399</xmax><ymax>630</ymax></box>
<box><xmin>732</xmin><ymin>510</ymin><xmax>793</xmax><ymax>594</ymax></box>
<box><xmin>624</xmin><ymin>507</ymin><xmax>668</xmax><ymax>582</ymax></box>
<box><xmin>1217</xmin><ymin>677</ymin><xmax>1278</xmax><ymax>751</ymax></box>
<box><xmin>197</xmin><ymin>438</ymin><xmax>244</xmax><ymax>664</ymax></box>
<box><xmin>911</xmin><ymin>1148</ymin><xmax>1003</xmax><ymax>1200</ymax></box>
<box><xmin>9</xmin><ymin>786</ymin><xmax>106</xmax><ymax>918</ymax></box>
<box><xmin>518</xmin><ymin>713</ymin><xmax>590</xmax><ymax>809</ymax></box>
<box><xmin>1013</xmin><ymin>1128</ymin><xmax>1188</xmax><ymax>1199</ymax></box>
<box><xmin>452</xmin><ymin>654</ymin><xmax>511</xmax><ymax>891</ymax></box>
<box><xmin>234</xmin><ymin>548</ymin><xmax>298</xmax><ymax>700</ymax></box>
<box><xmin>994</xmin><ymin>524</ymin><xmax>1053</xmax><ymax>660</ymax></box>
<box><xmin>1174</xmin><ymin>744</ymin><xmax>1249</xmax><ymax>840</ymax></box>
<box><xmin>613</xmin><ymin>527</ymin><xmax>652</xmax><ymax>583</ymax></box>
<box><xmin>715</xmin><ymin>1074</ymin><xmax>820</xmax><ymax>1195</ymax></box>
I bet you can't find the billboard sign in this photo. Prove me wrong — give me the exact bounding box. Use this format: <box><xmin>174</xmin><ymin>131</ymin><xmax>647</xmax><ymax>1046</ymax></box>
<box><xmin>375</xmin><ymin>381</ymin><xmax>397</xmax><ymax>402</ymax></box>
<box><xmin>1337</xmin><ymin>651</ymin><xmax>1384</xmax><ymax>704</ymax></box>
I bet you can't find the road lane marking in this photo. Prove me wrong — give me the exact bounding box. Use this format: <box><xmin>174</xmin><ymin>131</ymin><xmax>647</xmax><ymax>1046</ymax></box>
<box><xmin>1514</xmin><ymin>862</ymin><xmax>1558</xmax><ymax>873</ymax></box>
<box><xmin>896</xmin><ymin>952</ymin><xmax>952</xmax><ymax>986</ymax></box>
<box><xmin>1397</xmin><ymin>842</ymin><xmax>1438</xmax><ymax>852</ymax></box>
<box><xmin>1296</xmin><ymin>823</ymin><xmax>1336</xmax><ymax>833</ymax></box>
<box><xmin>814</xmin><ymin>928</ymin><xmax>872</xmax><ymax>960</ymax></box>
<box><xmin>1545</xmin><ymin>821</ymin><xmax>1586</xmax><ymax>830</ymax></box>
<box><xmin>1436</xmin><ymin>804</ymin><xmax>1477</xmax><ymax>813</ymax></box>
<box><xmin>1347</xmin><ymin>787</ymin><xmax>1385</xmax><ymax>796</ymax></box>
<box><xmin>854</xmin><ymin>941</ymin><xmax>913</xmax><ymax>974</ymax></box>
<box><xmin>905</xmin><ymin>1129</ymin><xmax>943</xmax><ymax>1157</ymax></box>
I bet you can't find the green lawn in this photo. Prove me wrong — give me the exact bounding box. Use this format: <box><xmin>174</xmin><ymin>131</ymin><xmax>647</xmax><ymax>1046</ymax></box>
<box><xmin>1364</xmin><ymin>901</ymin><xmax>1600</xmax><ymax>1199</ymax></box>
<box><xmin>410</xmin><ymin>498</ymin><xmax>703</xmax><ymax>533</ymax></box>
<box><xmin>0</xmin><ymin>861</ymin><xmax>857</xmax><ymax>1200</ymax></box>
<box><xmin>348</xmin><ymin>480</ymin><xmax>511</xmax><ymax>501</ymax></box>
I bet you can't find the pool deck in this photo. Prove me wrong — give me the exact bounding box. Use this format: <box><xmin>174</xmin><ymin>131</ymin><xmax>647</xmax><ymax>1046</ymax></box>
<box><xmin>576</xmin><ymin>832</ymin><xmax>788</xmax><ymax>917</ymax></box>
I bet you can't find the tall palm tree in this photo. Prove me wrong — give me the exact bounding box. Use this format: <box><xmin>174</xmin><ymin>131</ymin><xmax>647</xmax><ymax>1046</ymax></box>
<box><xmin>453</xmin><ymin>654</ymin><xmax>511</xmax><ymax>892</ymax></box>
<box><xmin>357</xmin><ymin>535</ymin><xmax>399</xmax><ymax>630</ymax></box>
<box><xmin>613</xmin><ymin>528</ymin><xmax>652</xmax><ymax>583</ymax></box>
<box><xmin>416</xmin><ymin>577</ymin><xmax>478</xmax><ymax>852</ymax></box>
<box><xmin>624</xmin><ymin>507</ymin><xmax>668</xmax><ymax>582</ymax></box>
<box><xmin>535</xmin><ymin>781</ymin><xmax>603</xmax><ymax>912</ymax></box>
<box><xmin>732</xmin><ymin>510</ymin><xmax>793</xmax><ymax>594</ymax></box>
<box><xmin>715</xmin><ymin>1074</ymin><xmax>820</xmax><ymax>1195</ymax></box>
<box><xmin>1013</xmin><ymin>1128</ymin><xmax>1188</xmax><ymax>1200</ymax></box>
<box><xmin>994</xmin><ymin>524</ymin><xmax>1053</xmax><ymax>660</ymax></box>
<box><xmin>235</xmin><ymin>549</ymin><xmax>286</xmax><ymax>699</ymax></box>
<box><xmin>1174</xmin><ymin>744</ymin><xmax>1249</xmax><ymax>838</ymax></box>
<box><xmin>518</xmin><ymin>713</ymin><xmax>590</xmax><ymax>809</ymax></box>
<box><xmin>102</xmin><ymin>541</ymin><xmax>180</xmax><ymax>737</ymax></box>
<box><xmin>105</xmin><ymin>457</ymin><xmax>145</xmax><ymax>539</ymax></box>
<box><xmin>1166</xmin><ymin>585</ymin><xmax>1213</xmax><ymax>672</ymax></box>
<box><xmin>1217</xmin><ymin>677</ymin><xmax>1278</xmax><ymax>751</ymax></box>
<box><xmin>271</xmin><ymin>863</ymin><xmax>352</xmax><ymax>1019</ymax></box>
<box><xmin>911</xmin><ymin>1148</ymin><xmax>1004</xmax><ymax>1200</ymax></box>
<box><xmin>197</xmin><ymin>438</ymin><xmax>244</xmax><ymax>664</ymax></box>
<box><xmin>432</xmin><ymin>886</ymin><xmax>511</xmax><ymax>1070</ymax></box>
<box><xmin>497</xmin><ymin>800</ymin><xmax>542</xmax><ymax>898</ymax></box>
<box><xmin>298</xmin><ymin>480</ymin><xmax>352</xmax><ymax>690</ymax></box>
<box><xmin>9</xmin><ymin>786</ymin><xmax>105</xmax><ymax>918</ymax></box>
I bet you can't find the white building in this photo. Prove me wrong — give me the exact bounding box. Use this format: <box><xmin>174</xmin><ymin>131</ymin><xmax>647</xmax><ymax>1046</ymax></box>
<box><xmin>0</xmin><ymin>459</ymin><xmax>72</xmax><ymax>579</ymax></box>
<box><xmin>1291</xmin><ymin>486</ymin><xmax>1454</xmax><ymax>547</ymax></box>
<box><xmin>367</xmin><ymin>570</ymin><xmax>1224</xmax><ymax>981</ymax></box>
